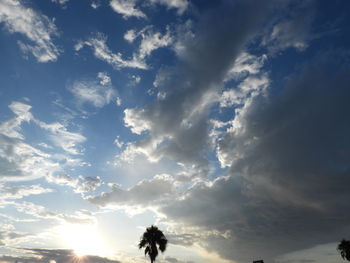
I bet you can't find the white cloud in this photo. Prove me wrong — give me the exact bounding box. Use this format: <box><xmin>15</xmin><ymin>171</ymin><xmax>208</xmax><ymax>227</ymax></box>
<box><xmin>91</xmin><ymin>1</ymin><xmax>100</xmax><ymax>9</ymax></box>
<box><xmin>75</xmin><ymin>34</ymin><xmax>147</xmax><ymax>69</ymax></box>
<box><xmin>97</xmin><ymin>72</ymin><xmax>111</xmax><ymax>86</ymax></box>
<box><xmin>34</xmin><ymin>120</ymin><xmax>86</xmax><ymax>155</ymax></box>
<box><xmin>0</xmin><ymin>184</ymin><xmax>53</xmax><ymax>200</ymax></box>
<box><xmin>0</xmin><ymin>135</ymin><xmax>58</xmax><ymax>182</ymax></box>
<box><xmin>68</xmin><ymin>73</ymin><xmax>119</xmax><ymax>109</ymax></box>
<box><xmin>124</xmin><ymin>29</ymin><xmax>136</xmax><ymax>43</ymax></box>
<box><xmin>136</xmin><ymin>28</ymin><xmax>172</xmax><ymax>60</ymax></box>
<box><xmin>51</xmin><ymin>0</ymin><xmax>69</xmax><ymax>5</ymax></box>
<box><xmin>109</xmin><ymin>0</ymin><xmax>146</xmax><ymax>19</ymax></box>
<box><xmin>0</xmin><ymin>0</ymin><xmax>60</xmax><ymax>62</ymax></box>
<box><xmin>149</xmin><ymin>0</ymin><xmax>188</xmax><ymax>15</ymax></box>
<box><xmin>0</xmin><ymin>102</ymin><xmax>33</xmax><ymax>139</ymax></box>
<box><xmin>0</xmin><ymin>101</ymin><xmax>86</xmax><ymax>182</ymax></box>
<box><xmin>10</xmin><ymin>201</ymin><xmax>96</xmax><ymax>225</ymax></box>
<box><xmin>219</xmin><ymin>74</ymin><xmax>269</xmax><ymax>108</ymax></box>
<box><xmin>225</xmin><ymin>52</ymin><xmax>267</xmax><ymax>81</ymax></box>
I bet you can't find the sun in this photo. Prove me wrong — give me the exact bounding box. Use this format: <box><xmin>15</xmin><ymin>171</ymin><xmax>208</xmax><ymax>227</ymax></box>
<box><xmin>59</xmin><ymin>223</ymin><xmax>111</xmax><ymax>257</ymax></box>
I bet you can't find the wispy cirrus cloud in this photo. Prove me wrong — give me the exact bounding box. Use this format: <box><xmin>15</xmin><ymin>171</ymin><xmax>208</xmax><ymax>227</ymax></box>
<box><xmin>0</xmin><ymin>101</ymin><xmax>86</xmax><ymax>182</ymax></box>
<box><xmin>0</xmin><ymin>184</ymin><xmax>53</xmax><ymax>201</ymax></box>
<box><xmin>0</xmin><ymin>0</ymin><xmax>61</xmax><ymax>62</ymax></box>
<box><xmin>68</xmin><ymin>72</ymin><xmax>120</xmax><ymax>108</ymax></box>
<box><xmin>75</xmin><ymin>34</ymin><xmax>147</xmax><ymax>69</ymax></box>
<box><xmin>76</xmin><ymin>28</ymin><xmax>172</xmax><ymax>70</ymax></box>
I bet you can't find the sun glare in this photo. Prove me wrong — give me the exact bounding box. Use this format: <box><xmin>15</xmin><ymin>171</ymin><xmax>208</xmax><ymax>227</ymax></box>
<box><xmin>59</xmin><ymin>224</ymin><xmax>111</xmax><ymax>258</ymax></box>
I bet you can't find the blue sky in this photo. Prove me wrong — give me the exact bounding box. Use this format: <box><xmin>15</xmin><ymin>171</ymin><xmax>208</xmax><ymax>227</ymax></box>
<box><xmin>1</xmin><ymin>0</ymin><xmax>350</xmax><ymax>262</ymax></box>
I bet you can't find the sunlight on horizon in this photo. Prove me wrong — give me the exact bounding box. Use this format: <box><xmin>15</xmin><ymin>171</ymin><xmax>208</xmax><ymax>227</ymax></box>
<box><xmin>59</xmin><ymin>223</ymin><xmax>113</xmax><ymax>258</ymax></box>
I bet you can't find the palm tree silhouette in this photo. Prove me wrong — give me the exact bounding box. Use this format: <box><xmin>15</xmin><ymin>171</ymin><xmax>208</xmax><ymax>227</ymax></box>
<box><xmin>338</xmin><ymin>239</ymin><xmax>350</xmax><ymax>261</ymax></box>
<box><xmin>138</xmin><ymin>225</ymin><xmax>167</xmax><ymax>263</ymax></box>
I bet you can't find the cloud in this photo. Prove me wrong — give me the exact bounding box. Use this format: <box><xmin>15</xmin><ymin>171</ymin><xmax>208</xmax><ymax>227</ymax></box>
<box><xmin>86</xmin><ymin>174</ymin><xmax>175</xmax><ymax>208</ymax></box>
<box><xmin>75</xmin><ymin>33</ymin><xmax>147</xmax><ymax>69</ymax></box>
<box><xmin>261</xmin><ymin>1</ymin><xmax>315</xmax><ymax>53</ymax></box>
<box><xmin>10</xmin><ymin>201</ymin><xmax>96</xmax><ymax>225</ymax></box>
<box><xmin>77</xmin><ymin>27</ymin><xmax>172</xmax><ymax>71</ymax></box>
<box><xmin>34</xmin><ymin>120</ymin><xmax>86</xmax><ymax>155</ymax></box>
<box><xmin>121</xmin><ymin>0</ymin><xmax>278</xmax><ymax>178</ymax></box>
<box><xmin>0</xmin><ymin>222</ymin><xmax>32</xmax><ymax>247</ymax></box>
<box><xmin>0</xmin><ymin>0</ymin><xmax>60</xmax><ymax>62</ymax></box>
<box><xmin>51</xmin><ymin>0</ymin><xmax>69</xmax><ymax>5</ymax></box>
<box><xmin>91</xmin><ymin>1</ymin><xmax>100</xmax><ymax>9</ymax></box>
<box><xmin>149</xmin><ymin>0</ymin><xmax>188</xmax><ymax>15</ymax></box>
<box><xmin>68</xmin><ymin>72</ymin><xmax>119</xmax><ymax>108</ymax></box>
<box><xmin>136</xmin><ymin>27</ymin><xmax>172</xmax><ymax>61</ymax></box>
<box><xmin>224</xmin><ymin>52</ymin><xmax>267</xmax><ymax>81</ymax></box>
<box><xmin>0</xmin><ymin>101</ymin><xmax>86</xmax><ymax>182</ymax></box>
<box><xmin>0</xmin><ymin>184</ymin><xmax>53</xmax><ymax>200</ymax></box>
<box><xmin>160</xmin><ymin>50</ymin><xmax>350</xmax><ymax>262</ymax></box>
<box><xmin>0</xmin><ymin>102</ymin><xmax>33</xmax><ymax>139</ymax></box>
<box><xmin>0</xmin><ymin>135</ymin><xmax>58</xmax><ymax>182</ymax></box>
<box><xmin>46</xmin><ymin>174</ymin><xmax>102</xmax><ymax>193</ymax></box>
<box><xmin>109</xmin><ymin>0</ymin><xmax>146</xmax><ymax>19</ymax></box>
<box><xmin>0</xmin><ymin>248</ymin><xmax>121</xmax><ymax>263</ymax></box>
<box><xmin>124</xmin><ymin>29</ymin><xmax>137</xmax><ymax>43</ymax></box>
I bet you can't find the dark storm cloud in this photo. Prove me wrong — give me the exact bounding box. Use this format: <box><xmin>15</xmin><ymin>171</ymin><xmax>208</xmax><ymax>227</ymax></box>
<box><xmin>0</xmin><ymin>248</ymin><xmax>121</xmax><ymax>263</ymax></box>
<box><xmin>162</xmin><ymin>50</ymin><xmax>350</xmax><ymax>262</ymax></box>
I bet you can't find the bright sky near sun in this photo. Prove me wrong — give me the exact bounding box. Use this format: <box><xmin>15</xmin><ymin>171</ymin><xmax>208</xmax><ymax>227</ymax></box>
<box><xmin>1</xmin><ymin>0</ymin><xmax>350</xmax><ymax>263</ymax></box>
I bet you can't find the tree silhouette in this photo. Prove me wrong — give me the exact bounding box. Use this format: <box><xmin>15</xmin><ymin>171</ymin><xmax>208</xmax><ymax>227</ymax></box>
<box><xmin>138</xmin><ymin>225</ymin><xmax>167</xmax><ymax>263</ymax></box>
<box><xmin>338</xmin><ymin>239</ymin><xmax>350</xmax><ymax>261</ymax></box>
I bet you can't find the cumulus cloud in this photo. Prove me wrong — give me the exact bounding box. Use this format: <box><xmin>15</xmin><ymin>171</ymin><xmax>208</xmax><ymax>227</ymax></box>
<box><xmin>68</xmin><ymin>72</ymin><xmax>119</xmax><ymax>108</ymax></box>
<box><xmin>124</xmin><ymin>29</ymin><xmax>137</xmax><ymax>43</ymax></box>
<box><xmin>109</xmin><ymin>0</ymin><xmax>146</xmax><ymax>19</ymax></box>
<box><xmin>0</xmin><ymin>248</ymin><xmax>121</xmax><ymax>263</ymax></box>
<box><xmin>0</xmin><ymin>0</ymin><xmax>60</xmax><ymax>62</ymax></box>
<box><xmin>121</xmin><ymin>0</ymin><xmax>278</xmax><ymax>178</ymax></box>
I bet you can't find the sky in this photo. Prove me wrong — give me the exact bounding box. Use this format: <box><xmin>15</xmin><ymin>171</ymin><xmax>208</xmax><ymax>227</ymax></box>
<box><xmin>0</xmin><ymin>0</ymin><xmax>350</xmax><ymax>262</ymax></box>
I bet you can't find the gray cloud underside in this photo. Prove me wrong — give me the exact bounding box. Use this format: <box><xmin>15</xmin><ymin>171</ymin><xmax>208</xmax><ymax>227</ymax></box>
<box><xmin>0</xmin><ymin>248</ymin><xmax>121</xmax><ymax>263</ymax></box>
<box><xmin>87</xmin><ymin>174</ymin><xmax>174</xmax><ymax>207</ymax></box>
<box><xmin>162</xmin><ymin>51</ymin><xmax>350</xmax><ymax>262</ymax></box>
<box><xmin>123</xmin><ymin>0</ymin><xmax>279</xmax><ymax>178</ymax></box>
